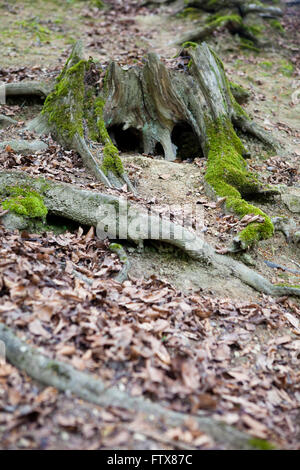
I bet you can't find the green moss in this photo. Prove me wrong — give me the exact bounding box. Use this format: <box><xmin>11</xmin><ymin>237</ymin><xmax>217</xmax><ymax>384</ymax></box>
<box><xmin>206</xmin><ymin>13</ymin><xmax>242</xmax><ymax>27</ymax></box>
<box><xmin>248</xmin><ymin>438</ymin><xmax>276</xmax><ymax>450</ymax></box>
<box><xmin>90</xmin><ymin>0</ymin><xmax>105</xmax><ymax>7</ymax></box>
<box><xmin>1</xmin><ymin>185</ymin><xmax>48</xmax><ymax>219</ymax></box>
<box><xmin>15</xmin><ymin>19</ymin><xmax>51</xmax><ymax>43</ymax></box>
<box><xmin>260</xmin><ymin>61</ymin><xmax>273</xmax><ymax>70</ymax></box>
<box><xmin>84</xmin><ymin>87</ymin><xmax>100</xmax><ymax>142</ymax></box>
<box><xmin>204</xmin><ymin>118</ymin><xmax>274</xmax><ymax>247</ymax></box>
<box><xmin>46</xmin><ymin>361</ymin><xmax>70</xmax><ymax>379</ymax></box>
<box><xmin>239</xmin><ymin>38</ymin><xmax>260</xmax><ymax>53</ymax></box>
<box><xmin>279</xmin><ymin>60</ymin><xmax>294</xmax><ymax>77</ymax></box>
<box><xmin>94</xmin><ymin>97</ymin><xmax>124</xmax><ymax>176</ymax></box>
<box><xmin>275</xmin><ymin>283</ymin><xmax>300</xmax><ymax>289</ymax></box>
<box><xmin>94</xmin><ymin>97</ymin><xmax>109</xmax><ymax>143</ymax></box>
<box><xmin>269</xmin><ymin>19</ymin><xmax>284</xmax><ymax>32</ymax></box>
<box><xmin>181</xmin><ymin>41</ymin><xmax>198</xmax><ymax>49</ymax></box>
<box><xmin>109</xmin><ymin>243</ymin><xmax>123</xmax><ymax>250</ymax></box>
<box><xmin>42</xmin><ymin>59</ymin><xmax>86</xmax><ymax>143</ymax></box>
<box><xmin>244</xmin><ymin>24</ymin><xmax>263</xmax><ymax>37</ymax></box>
<box><xmin>102</xmin><ymin>143</ymin><xmax>124</xmax><ymax>176</ymax></box>
<box><xmin>177</xmin><ymin>7</ymin><xmax>201</xmax><ymax>20</ymax></box>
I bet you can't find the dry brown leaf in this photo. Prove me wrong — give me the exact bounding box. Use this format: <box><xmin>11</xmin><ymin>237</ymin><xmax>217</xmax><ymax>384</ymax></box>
<box><xmin>28</xmin><ymin>319</ymin><xmax>51</xmax><ymax>338</ymax></box>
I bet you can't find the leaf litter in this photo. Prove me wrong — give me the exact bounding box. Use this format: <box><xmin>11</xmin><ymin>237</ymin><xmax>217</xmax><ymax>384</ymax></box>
<box><xmin>0</xmin><ymin>0</ymin><xmax>300</xmax><ymax>451</ymax></box>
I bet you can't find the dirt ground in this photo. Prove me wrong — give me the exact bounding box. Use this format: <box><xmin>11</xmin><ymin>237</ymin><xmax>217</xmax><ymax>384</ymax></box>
<box><xmin>0</xmin><ymin>0</ymin><xmax>300</xmax><ymax>451</ymax></box>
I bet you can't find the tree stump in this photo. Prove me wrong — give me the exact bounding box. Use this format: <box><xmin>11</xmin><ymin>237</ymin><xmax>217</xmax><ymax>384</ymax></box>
<box><xmin>28</xmin><ymin>40</ymin><xmax>279</xmax><ymax>248</ymax></box>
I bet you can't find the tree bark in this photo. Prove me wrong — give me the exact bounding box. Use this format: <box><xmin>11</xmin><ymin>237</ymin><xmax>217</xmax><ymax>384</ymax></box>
<box><xmin>4</xmin><ymin>81</ymin><xmax>53</xmax><ymax>98</ymax></box>
<box><xmin>0</xmin><ymin>322</ymin><xmax>262</xmax><ymax>450</ymax></box>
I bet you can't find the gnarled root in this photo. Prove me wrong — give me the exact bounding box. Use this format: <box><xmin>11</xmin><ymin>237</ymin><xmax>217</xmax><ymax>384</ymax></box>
<box><xmin>0</xmin><ymin>170</ymin><xmax>299</xmax><ymax>297</ymax></box>
<box><xmin>166</xmin><ymin>0</ymin><xmax>283</xmax><ymax>47</ymax></box>
<box><xmin>4</xmin><ymin>81</ymin><xmax>53</xmax><ymax>98</ymax></box>
<box><xmin>0</xmin><ymin>322</ymin><xmax>258</xmax><ymax>449</ymax></box>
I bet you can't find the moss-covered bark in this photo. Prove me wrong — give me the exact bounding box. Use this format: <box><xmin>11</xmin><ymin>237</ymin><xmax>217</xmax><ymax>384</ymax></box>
<box><xmin>29</xmin><ymin>41</ymin><xmax>130</xmax><ymax>191</ymax></box>
<box><xmin>1</xmin><ymin>185</ymin><xmax>47</xmax><ymax>219</ymax></box>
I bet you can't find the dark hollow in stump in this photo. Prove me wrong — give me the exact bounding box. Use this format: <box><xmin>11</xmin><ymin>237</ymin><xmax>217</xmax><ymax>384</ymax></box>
<box><xmin>28</xmin><ymin>40</ymin><xmax>279</xmax><ymax>249</ymax></box>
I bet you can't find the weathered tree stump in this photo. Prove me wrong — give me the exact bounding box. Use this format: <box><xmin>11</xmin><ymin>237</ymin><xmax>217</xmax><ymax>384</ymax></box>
<box><xmin>25</xmin><ymin>40</ymin><xmax>279</xmax><ymax>248</ymax></box>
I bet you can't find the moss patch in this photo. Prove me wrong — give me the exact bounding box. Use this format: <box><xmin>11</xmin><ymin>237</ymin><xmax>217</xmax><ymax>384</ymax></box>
<box><xmin>1</xmin><ymin>185</ymin><xmax>48</xmax><ymax>219</ymax></box>
<box><xmin>239</xmin><ymin>38</ymin><xmax>260</xmax><ymax>53</ymax></box>
<box><xmin>204</xmin><ymin>118</ymin><xmax>274</xmax><ymax>247</ymax></box>
<box><xmin>42</xmin><ymin>59</ymin><xmax>86</xmax><ymax>143</ymax></box>
<box><xmin>206</xmin><ymin>13</ymin><xmax>242</xmax><ymax>27</ymax></box>
<box><xmin>279</xmin><ymin>60</ymin><xmax>293</xmax><ymax>77</ymax></box>
<box><xmin>248</xmin><ymin>438</ymin><xmax>276</xmax><ymax>450</ymax></box>
<box><xmin>275</xmin><ymin>283</ymin><xmax>300</xmax><ymax>289</ymax></box>
<box><xmin>269</xmin><ymin>19</ymin><xmax>284</xmax><ymax>32</ymax></box>
<box><xmin>181</xmin><ymin>41</ymin><xmax>198</xmax><ymax>50</ymax></box>
<box><xmin>94</xmin><ymin>97</ymin><xmax>124</xmax><ymax>176</ymax></box>
<box><xmin>260</xmin><ymin>61</ymin><xmax>273</xmax><ymax>70</ymax></box>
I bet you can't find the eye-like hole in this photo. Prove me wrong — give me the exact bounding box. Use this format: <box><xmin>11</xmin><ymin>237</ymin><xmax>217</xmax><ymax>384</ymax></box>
<box><xmin>154</xmin><ymin>142</ymin><xmax>164</xmax><ymax>157</ymax></box>
<box><xmin>108</xmin><ymin>124</ymin><xmax>143</xmax><ymax>153</ymax></box>
<box><xmin>171</xmin><ymin>122</ymin><xmax>203</xmax><ymax>161</ymax></box>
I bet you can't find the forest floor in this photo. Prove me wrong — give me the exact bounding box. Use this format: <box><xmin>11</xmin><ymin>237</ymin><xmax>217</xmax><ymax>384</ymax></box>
<box><xmin>0</xmin><ymin>0</ymin><xmax>299</xmax><ymax>450</ymax></box>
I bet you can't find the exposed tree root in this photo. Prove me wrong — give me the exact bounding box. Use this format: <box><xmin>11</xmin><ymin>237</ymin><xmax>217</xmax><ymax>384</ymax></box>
<box><xmin>0</xmin><ymin>170</ymin><xmax>299</xmax><ymax>297</ymax></box>
<box><xmin>0</xmin><ymin>322</ymin><xmax>266</xmax><ymax>450</ymax></box>
<box><xmin>4</xmin><ymin>81</ymin><xmax>53</xmax><ymax>99</ymax></box>
<box><xmin>163</xmin><ymin>0</ymin><xmax>283</xmax><ymax>17</ymax></box>
<box><xmin>0</xmin><ymin>114</ymin><xmax>18</xmax><ymax>127</ymax></box>
<box><xmin>170</xmin><ymin>16</ymin><xmax>239</xmax><ymax>44</ymax></box>
<box><xmin>109</xmin><ymin>243</ymin><xmax>131</xmax><ymax>283</ymax></box>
